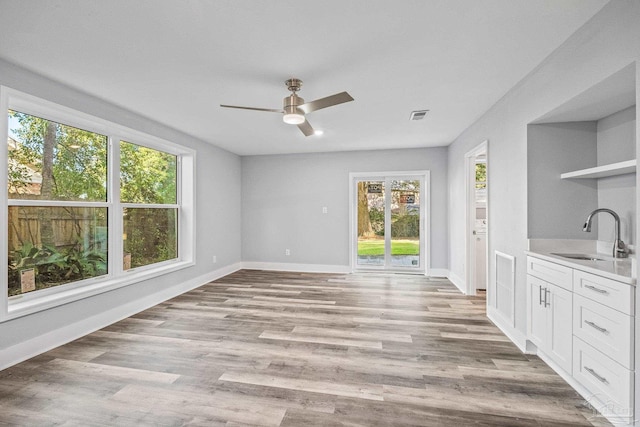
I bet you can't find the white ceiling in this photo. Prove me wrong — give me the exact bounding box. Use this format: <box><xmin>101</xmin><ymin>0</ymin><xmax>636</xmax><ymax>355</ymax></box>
<box><xmin>0</xmin><ymin>0</ymin><xmax>608</xmax><ymax>156</ymax></box>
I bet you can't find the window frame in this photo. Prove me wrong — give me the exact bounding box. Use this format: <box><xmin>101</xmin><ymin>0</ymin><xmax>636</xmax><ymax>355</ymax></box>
<box><xmin>1</xmin><ymin>87</ymin><xmax>195</xmax><ymax>321</ymax></box>
<box><xmin>120</xmin><ymin>140</ymin><xmax>181</xmax><ymax>270</ymax></box>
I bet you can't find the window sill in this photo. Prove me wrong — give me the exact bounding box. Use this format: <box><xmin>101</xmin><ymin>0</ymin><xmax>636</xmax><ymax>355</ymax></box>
<box><xmin>5</xmin><ymin>260</ymin><xmax>194</xmax><ymax>322</ymax></box>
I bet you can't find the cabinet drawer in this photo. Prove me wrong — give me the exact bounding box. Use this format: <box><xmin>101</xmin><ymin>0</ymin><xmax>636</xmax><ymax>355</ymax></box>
<box><xmin>573</xmin><ymin>294</ymin><xmax>633</xmax><ymax>369</ymax></box>
<box><xmin>527</xmin><ymin>257</ymin><xmax>572</xmax><ymax>291</ymax></box>
<box><xmin>573</xmin><ymin>269</ymin><xmax>634</xmax><ymax>315</ymax></box>
<box><xmin>573</xmin><ymin>337</ymin><xmax>633</xmax><ymax>417</ymax></box>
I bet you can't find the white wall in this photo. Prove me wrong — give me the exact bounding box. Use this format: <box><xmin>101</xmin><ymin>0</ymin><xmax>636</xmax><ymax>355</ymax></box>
<box><xmin>0</xmin><ymin>59</ymin><xmax>242</xmax><ymax>363</ymax></box>
<box><xmin>527</xmin><ymin>121</ymin><xmax>598</xmax><ymax>239</ymax></box>
<box><xmin>447</xmin><ymin>1</ymin><xmax>640</xmax><ymax>344</ymax></box>
<box><xmin>241</xmin><ymin>147</ymin><xmax>448</xmax><ymax>271</ymax></box>
<box><xmin>597</xmin><ymin>106</ymin><xmax>636</xmax><ymax>245</ymax></box>
<box><xmin>526</xmin><ymin>109</ymin><xmax>637</xmax><ymax>248</ymax></box>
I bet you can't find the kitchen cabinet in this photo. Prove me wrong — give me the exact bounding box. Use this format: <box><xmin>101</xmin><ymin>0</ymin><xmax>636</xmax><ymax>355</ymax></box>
<box><xmin>573</xmin><ymin>337</ymin><xmax>633</xmax><ymax>421</ymax></box>
<box><xmin>526</xmin><ymin>274</ymin><xmax>573</xmax><ymax>373</ymax></box>
<box><xmin>572</xmin><ymin>269</ymin><xmax>634</xmax><ymax>421</ymax></box>
<box><xmin>526</xmin><ymin>254</ymin><xmax>635</xmax><ymax>424</ymax></box>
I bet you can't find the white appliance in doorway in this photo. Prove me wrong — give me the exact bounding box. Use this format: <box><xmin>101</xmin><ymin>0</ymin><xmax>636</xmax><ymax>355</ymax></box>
<box><xmin>465</xmin><ymin>141</ymin><xmax>488</xmax><ymax>295</ymax></box>
<box><xmin>475</xmin><ymin>201</ymin><xmax>487</xmax><ymax>290</ymax></box>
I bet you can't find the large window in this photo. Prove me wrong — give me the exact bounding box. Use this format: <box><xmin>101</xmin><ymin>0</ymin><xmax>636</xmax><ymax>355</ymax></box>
<box><xmin>7</xmin><ymin>112</ymin><xmax>109</xmax><ymax>296</ymax></box>
<box><xmin>1</xmin><ymin>88</ymin><xmax>194</xmax><ymax>318</ymax></box>
<box><xmin>121</xmin><ymin>141</ymin><xmax>178</xmax><ymax>269</ymax></box>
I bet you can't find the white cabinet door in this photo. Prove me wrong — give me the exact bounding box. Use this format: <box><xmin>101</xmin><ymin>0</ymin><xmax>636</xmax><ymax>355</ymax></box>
<box><xmin>547</xmin><ymin>284</ymin><xmax>572</xmax><ymax>373</ymax></box>
<box><xmin>527</xmin><ymin>275</ymin><xmax>547</xmax><ymax>349</ymax></box>
<box><xmin>527</xmin><ymin>275</ymin><xmax>572</xmax><ymax>374</ymax></box>
<box><xmin>573</xmin><ymin>269</ymin><xmax>634</xmax><ymax>315</ymax></box>
<box><xmin>574</xmin><ymin>293</ymin><xmax>633</xmax><ymax>369</ymax></box>
<box><xmin>573</xmin><ymin>337</ymin><xmax>633</xmax><ymax>419</ymax></box>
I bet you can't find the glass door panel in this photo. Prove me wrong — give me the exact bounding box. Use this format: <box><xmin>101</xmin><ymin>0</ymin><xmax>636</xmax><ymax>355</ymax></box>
<box><xmin>356</xmin><ymin>180</ymin><xmax>385</xmax><ymax>267</ymax></box>
<box><xmin>353</xmin><ymin>174</ymin><xmax>425</xmax><ymax>272</ymax></box>
<box><xmin>390</xmin><ymin>179</ymin><xmax>420</xmax><ymax>268</ymax></box>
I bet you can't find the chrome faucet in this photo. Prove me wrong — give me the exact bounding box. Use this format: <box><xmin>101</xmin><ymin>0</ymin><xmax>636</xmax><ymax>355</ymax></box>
<box><xmin>583</xmin><ymin>208</ymin><xmax>629</xmax><ymax>259</ymax></box>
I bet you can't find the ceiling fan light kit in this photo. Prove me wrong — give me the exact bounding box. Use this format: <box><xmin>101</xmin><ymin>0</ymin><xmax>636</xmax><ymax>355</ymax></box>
<box><xmin>221</xmin><ymin>78</ymin><xmax>353</xmax><ymax>136</ymax></box>
<box><xmin>282</xmin><ymin>112</ymin><xmax>305</xmax><ymax>125</ymax></box>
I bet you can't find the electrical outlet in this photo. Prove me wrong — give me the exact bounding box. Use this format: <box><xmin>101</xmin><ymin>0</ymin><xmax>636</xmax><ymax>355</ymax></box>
<box><xmin>322</xmin><ymin>206</ymin><xmax>328</xmax><ymax>214</ymax></box>
<box><xmin>212</xmin><ymin>255</ymin><xmax>217</xmax><ymax>263</ymax></box>
<box><xmin>285</xmin><ymin>249</ymin><xmax>290</xmax><ymax>256</ymax></box>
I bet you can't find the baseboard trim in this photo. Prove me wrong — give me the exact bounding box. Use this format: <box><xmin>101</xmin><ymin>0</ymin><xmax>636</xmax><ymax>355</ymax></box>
<box><xmin>0</xmin><ymin>262</ymin><xmax>242</xmax><ymax>371</ymax></box>
<box><xmin>486</xmin><ymin>307</ymin><xmax>527</xmax><ymax>353</ymax></box>
<box><xmin>428</xmin><ymin>268</ymin><xmax>449</xmax><ymax>278</ymax></box>
<box><xmin>241</xmin><ymin>261</ymin><xmax>351</xmax><ymax>274</ymax></box>
<box><xmin>447</xmin><ymin>271</ymin><xmax>465</xmax><ymax>293</ymax></box>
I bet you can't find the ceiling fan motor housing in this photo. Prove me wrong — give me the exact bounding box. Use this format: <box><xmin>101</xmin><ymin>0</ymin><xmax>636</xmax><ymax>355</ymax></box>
<box><xmin>283</xmin><ymin>94</ymin><xmax>304</xmax><ymax>113</ymax></box>
<box><xmin>283</xmin><ymin>94</ymin><xmax>305</xmax><ymax>124</ymax></box>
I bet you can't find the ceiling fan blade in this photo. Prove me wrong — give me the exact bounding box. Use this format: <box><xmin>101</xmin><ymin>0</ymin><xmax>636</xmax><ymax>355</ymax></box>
<box><xmin>298</xmin><ymin>91</ymin><xmax>354</xmax><ymax>114</ymax></box>
<box><xmin>220</xmin><ymin>104</ymin><xmax>283</xmax><ymax>113</ymax></box>
<box><xmin>297</xmin><ymin>119</ymin><xmax>315</xmax><ymax>137</ymax></box>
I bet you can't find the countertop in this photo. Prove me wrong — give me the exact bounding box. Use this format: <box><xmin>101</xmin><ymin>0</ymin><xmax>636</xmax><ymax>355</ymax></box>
<box><xmin>525</xmin><ymin>250</ymin><xmax>636</xmax><ymax>285</ymax></box>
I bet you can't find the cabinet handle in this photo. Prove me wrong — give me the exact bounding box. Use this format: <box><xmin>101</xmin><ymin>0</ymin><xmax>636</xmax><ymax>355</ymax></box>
<box><xmin>539</xmin><ymin>286</ymin><xmax>544</xmax><ymax>305</ymax></box>
<box><xmin>584</xmin><ymin>366</ymin><xmax>609</xmax><ymax>384</ymax></box>
<box><xmin>584</xmin><ymin>284</ymin><xmax>608</xmax><ymax>295</ymax></box>
<box><xmin>544</xmin><ymin>288</ymin><xmax>550</xmax><ymax>307</ymax></box>
<box><xmin>584</xmin><ymin>320</ymin><xmax>609</xmax><ymax>335</ymax></box>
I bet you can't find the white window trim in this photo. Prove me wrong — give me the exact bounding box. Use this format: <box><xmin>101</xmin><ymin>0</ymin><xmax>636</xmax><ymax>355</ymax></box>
<box><xmin>1</xmin><ymin>86</ymin><xmax>196</xmax><ymax>322</ymax></box>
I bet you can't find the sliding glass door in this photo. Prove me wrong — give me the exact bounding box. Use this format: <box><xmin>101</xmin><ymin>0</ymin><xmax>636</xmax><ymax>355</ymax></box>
<box><xmin>356</xmin><ymin>180</ymin><xmax>386</xmax><ymax>267</ymax></box>
<box><xmin>353</xmin><ymin>173</ymin><xmax>426</xmax><ymax>272</ymax></box>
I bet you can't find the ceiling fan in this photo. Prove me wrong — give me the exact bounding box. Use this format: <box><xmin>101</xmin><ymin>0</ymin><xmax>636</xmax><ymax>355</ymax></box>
<box><xmin>220</xmin><ymin>78</ymin><xmax>354</xmax><ymax>136</ymax></box>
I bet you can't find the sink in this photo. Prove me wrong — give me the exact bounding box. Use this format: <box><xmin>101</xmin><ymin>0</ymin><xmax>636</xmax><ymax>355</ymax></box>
<box><xmin>550</xmin><ymin>253</ymin><xmax>608</xmax><ymax>261</ymax></box>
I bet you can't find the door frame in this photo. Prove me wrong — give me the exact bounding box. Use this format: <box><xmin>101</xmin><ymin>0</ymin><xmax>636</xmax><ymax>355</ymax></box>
<box><xmin>349</xmin><ymin>170</ymin><xmax>430</xmax><ymax>274</ymax></box>
<box><xmin>465</xmin><ymin>140</ymin><xmax>489</xmax><ymax>296</ymax></box>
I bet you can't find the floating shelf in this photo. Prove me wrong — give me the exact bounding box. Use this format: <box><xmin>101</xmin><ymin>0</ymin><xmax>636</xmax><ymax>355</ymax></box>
<box><xmin>561</xmin><ymin>159</ymin><xmax>636</xmax><ymax>179</ymax></box>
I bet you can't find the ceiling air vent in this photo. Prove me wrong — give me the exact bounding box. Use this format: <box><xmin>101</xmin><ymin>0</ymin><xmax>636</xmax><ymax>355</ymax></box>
<box><xmin>409</xmin><ymin>110</ymin><xmax>429</xmax><ymax>121</ymax></box>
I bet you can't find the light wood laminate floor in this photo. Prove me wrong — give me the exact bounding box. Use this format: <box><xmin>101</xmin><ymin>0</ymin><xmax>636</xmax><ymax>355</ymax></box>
<box><xmin>0</xmin><ymin>270</ymin><xmax>611</xmax><ymax>426</ymax></box>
